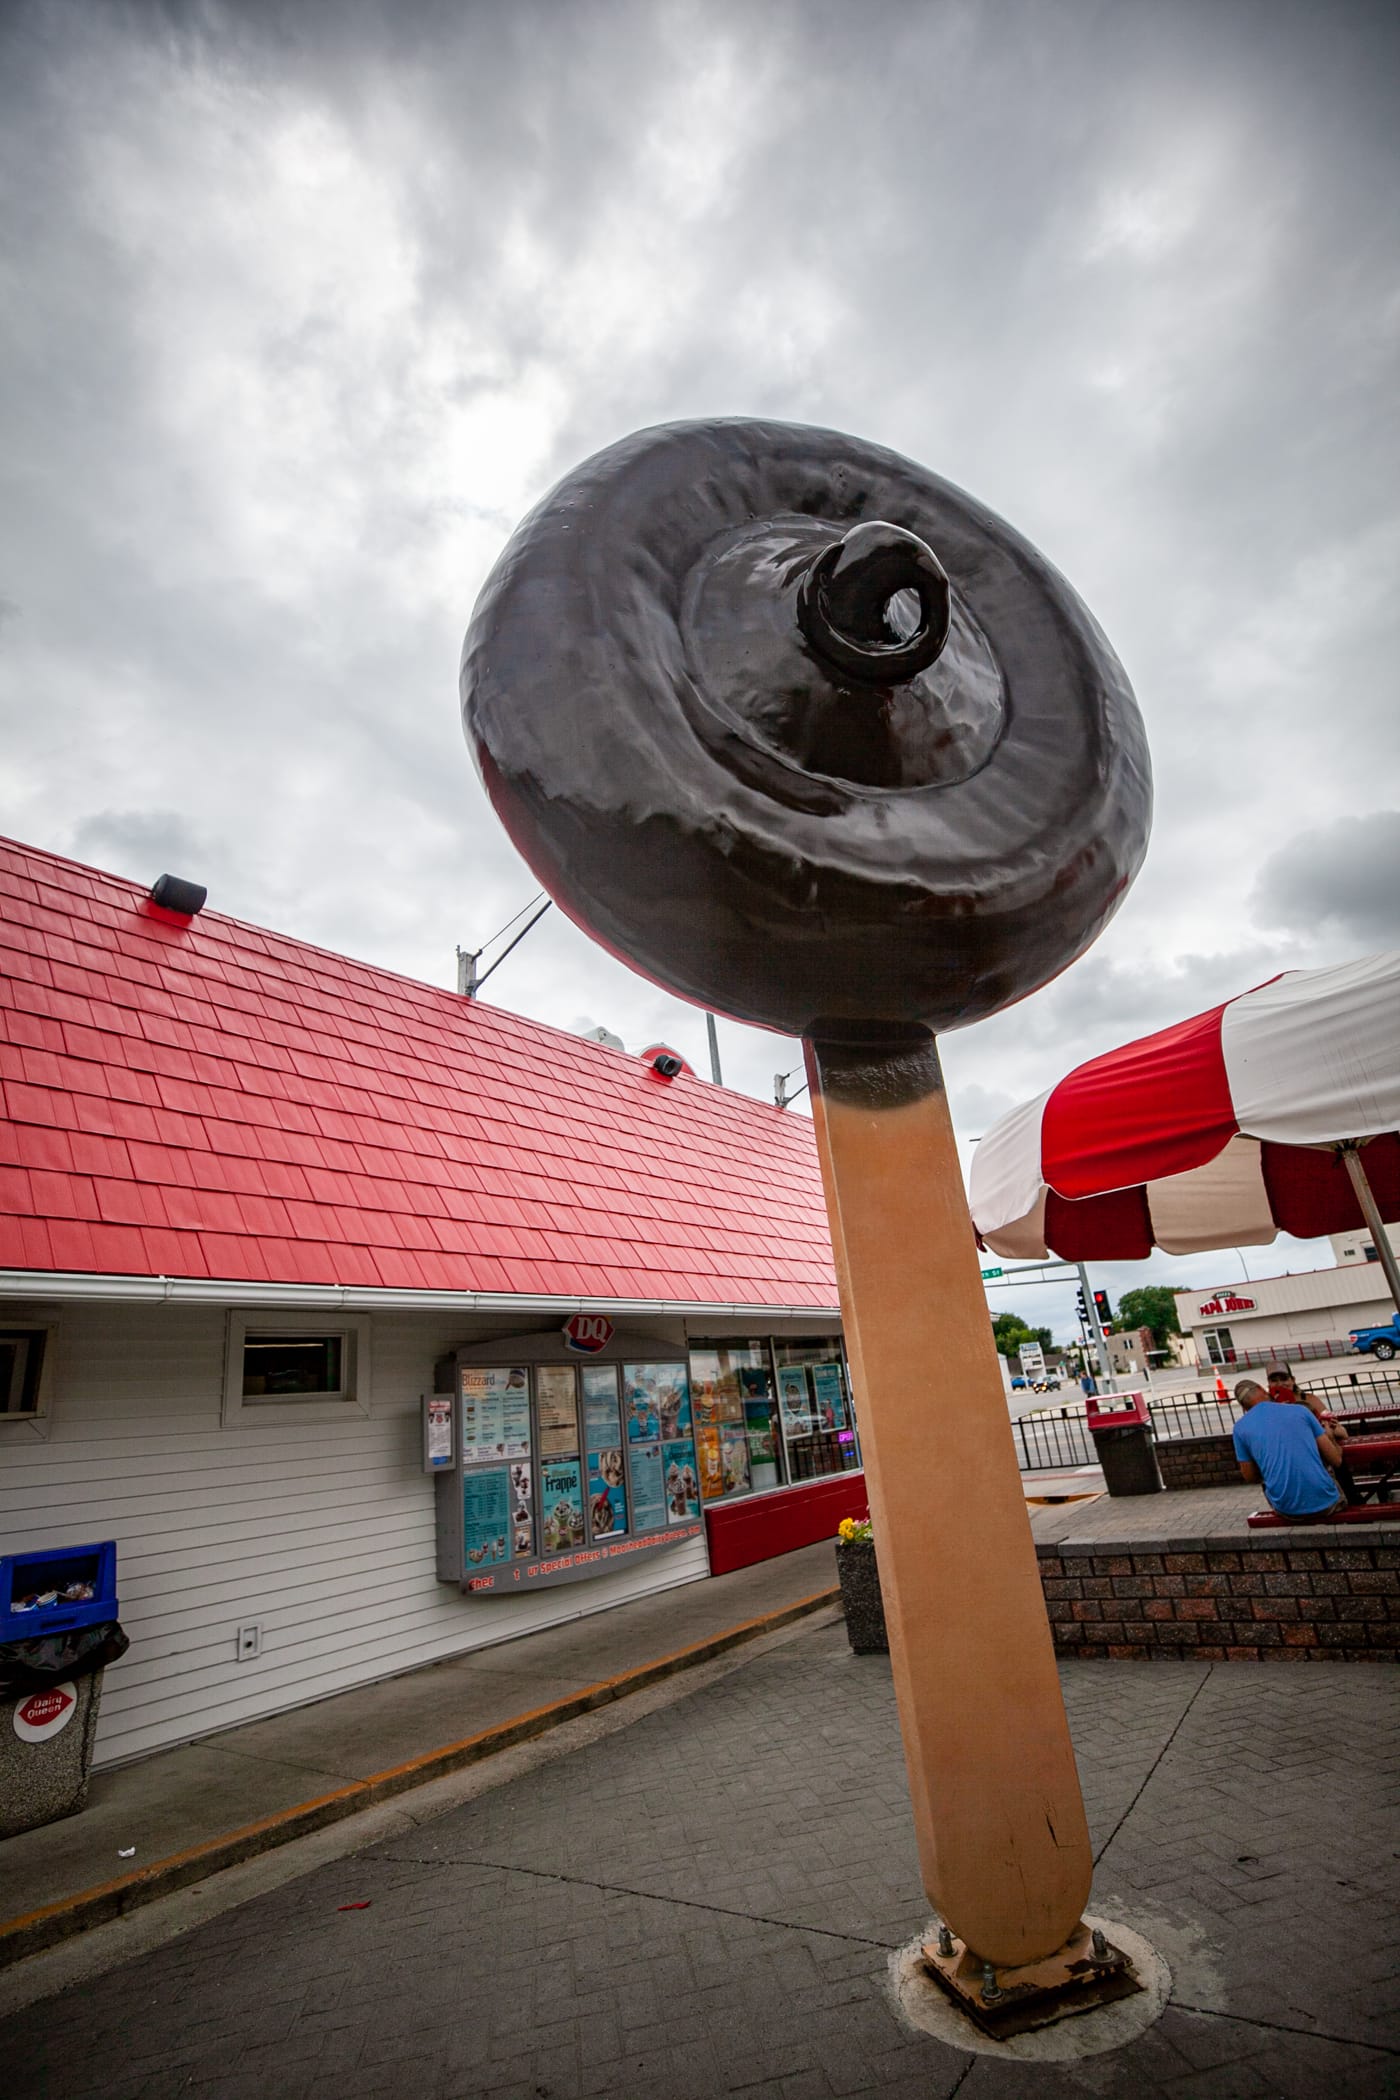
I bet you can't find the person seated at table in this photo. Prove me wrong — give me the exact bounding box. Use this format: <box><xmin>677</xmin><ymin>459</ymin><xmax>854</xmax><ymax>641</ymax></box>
<box><xmin>1232</xmin><ymin>1379</ymin><xmax>1346</xmax><ymax>1518</ymax></box>
<box><xmin>1266</xmin><ymin>1362</ymin><xmax>1348</xmax><ymax>1439</ymax></box>
<box><xmin>1267</xmin><ymin>1362</ymin><xmax>1360</xmax><ymax>1502</ymax></box>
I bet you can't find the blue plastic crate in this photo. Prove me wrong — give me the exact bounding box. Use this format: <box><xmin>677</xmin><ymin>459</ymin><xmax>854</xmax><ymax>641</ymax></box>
<box><xmin>0</xmin><ymin>1541</ymin><xmax>118</xmax><ymax>1639</ymax></box>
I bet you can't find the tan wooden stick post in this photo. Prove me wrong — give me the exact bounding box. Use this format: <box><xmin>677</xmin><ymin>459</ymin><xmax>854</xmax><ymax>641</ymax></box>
<box><xmin>806</xmin><ymin>1034</ymin><xmax>1092</xmax><ymax>1969</ymax></box>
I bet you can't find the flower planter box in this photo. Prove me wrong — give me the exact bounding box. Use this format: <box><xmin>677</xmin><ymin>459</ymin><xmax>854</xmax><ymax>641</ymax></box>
<box><xmin>836</xmin><ymin>1540</ymin><xmax>888</xmax><ymax>1653</ymax></box>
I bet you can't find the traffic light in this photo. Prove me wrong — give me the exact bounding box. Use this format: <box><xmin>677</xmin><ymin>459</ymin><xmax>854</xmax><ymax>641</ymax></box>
<box><xmin>1075</xmin><ymin>1287</ymin><xmax>1088</xmax><ymax>1325</ymax></box>
<box><xmin>1093</xmin><ymin>1288</ymin><xmax>1112</xmax><ymax>1330</ymax></box>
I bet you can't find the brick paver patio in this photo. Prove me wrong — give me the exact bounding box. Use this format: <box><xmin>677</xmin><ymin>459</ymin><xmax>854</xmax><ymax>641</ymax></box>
<box><xmin>3</xmin><ymin>1620</ymin><xmax>1397</xmax><ymax>2097</ymax></box>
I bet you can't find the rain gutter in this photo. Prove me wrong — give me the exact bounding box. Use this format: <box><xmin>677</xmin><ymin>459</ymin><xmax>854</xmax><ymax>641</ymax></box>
<box><xmin>0</xmin><ymin>1268</ymin><xmax>841</xmax><ymax>1321</ymax></box>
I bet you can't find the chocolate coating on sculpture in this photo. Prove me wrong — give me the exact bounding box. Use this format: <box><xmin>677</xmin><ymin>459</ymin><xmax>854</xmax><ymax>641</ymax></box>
<box><xmin>461</xmin><ymin>418</ymin><xmax>1151</xmax><ymax>1039</ymax></box>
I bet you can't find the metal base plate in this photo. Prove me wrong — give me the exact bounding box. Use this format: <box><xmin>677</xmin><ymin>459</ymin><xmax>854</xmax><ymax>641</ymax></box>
<box><xmin>920</xmin><ymin>1921</ymin><xmax>1144</xmax><ymax>2039</ymax></box>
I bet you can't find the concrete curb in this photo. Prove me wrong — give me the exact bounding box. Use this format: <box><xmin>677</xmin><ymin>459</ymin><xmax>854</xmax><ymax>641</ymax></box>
<box><xmin>0</xmin><ymin>1585</ymin><xmax>839</xmax><ymax>1971</ymax></box>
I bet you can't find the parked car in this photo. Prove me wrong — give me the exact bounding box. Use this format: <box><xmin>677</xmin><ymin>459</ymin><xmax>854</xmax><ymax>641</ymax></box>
<box><xmin>1349</xmin><ymin>1313</ymin><xmax>1400</xmax><ymax>1361</ymax></box>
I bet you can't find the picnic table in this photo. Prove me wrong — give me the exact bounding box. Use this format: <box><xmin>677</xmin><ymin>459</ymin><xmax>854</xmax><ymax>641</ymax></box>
<box><xmin>1340</xmin><ymin>1429</ymin><xmax>1400</xmax><ymax>1501</ymax></box>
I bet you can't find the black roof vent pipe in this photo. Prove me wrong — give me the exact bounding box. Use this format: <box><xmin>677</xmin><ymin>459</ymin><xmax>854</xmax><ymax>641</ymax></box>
<box><xmin>150</xmin><ymin>874</ymin><xmax>207</xmax><ymax>916</ymax></box>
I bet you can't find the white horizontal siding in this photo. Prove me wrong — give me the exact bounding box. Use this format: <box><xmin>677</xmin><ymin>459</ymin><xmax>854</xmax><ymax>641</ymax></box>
<box><xmin>0</xmin><ymin>1302</ymin><xmax>708</xmax><ymax>1767</ymax></box>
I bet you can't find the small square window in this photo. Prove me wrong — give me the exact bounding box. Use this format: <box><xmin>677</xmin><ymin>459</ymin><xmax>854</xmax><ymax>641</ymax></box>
<box><xmin>243</xmin><ymin>1333</ymin><xmax>345</xmax><ymax>1399</ymax></box>
<box><xmin>223</xmin><ymin>1313</ymin><xmax>370</xmax><ymax>1425</ymax></box>
<box><xmin>0</xmin><ymin>1327</ymin><xmax>52</xmax><ymax>1418</ymax></box>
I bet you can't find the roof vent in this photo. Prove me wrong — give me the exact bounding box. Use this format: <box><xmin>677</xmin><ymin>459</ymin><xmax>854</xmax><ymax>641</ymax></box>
<box><xmin>150</xmin><ymin>873</ymin><xmax>207</xmax><ymax>916</ymax></box>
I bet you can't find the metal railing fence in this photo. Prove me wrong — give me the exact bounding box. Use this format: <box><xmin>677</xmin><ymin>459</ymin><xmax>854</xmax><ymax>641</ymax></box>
<box><xmin>1011</xmin><ymin>1364</ymin><xmax>1400</xmax><ymax>1472</ymax></box>
<box><xmin>1201</xmin><ymin>1335</ymin><xmax>1392</xmax><ymax>1370</ymax></box>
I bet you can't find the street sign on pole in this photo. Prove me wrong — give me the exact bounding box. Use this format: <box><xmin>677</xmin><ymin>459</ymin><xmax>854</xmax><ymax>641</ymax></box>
<box><xmin>981</xmin><ymin>1266</ymin><xmax>1003</xmax><ymax>1279</ymax></box>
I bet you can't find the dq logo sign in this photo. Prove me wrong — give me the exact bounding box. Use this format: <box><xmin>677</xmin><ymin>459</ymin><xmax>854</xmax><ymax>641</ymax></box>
<box><xmin>562</xmin><ymin>1313</ymin><xmax>614</xmax><ymax>1356</ymax></box>
<box><xmin>14</xmin><ymin>1681</ymin><xmax>78</xmax><ymax>1743</ymax></box>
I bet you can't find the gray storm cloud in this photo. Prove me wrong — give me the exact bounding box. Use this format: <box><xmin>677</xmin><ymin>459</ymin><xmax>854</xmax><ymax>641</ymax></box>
<box><xmin>2</xmin><ymin>0</ymin><xmax>1397</xmax><ymax>1315</ymax></box>
<box><xmin>1254</xmin><ymin>811</ymin><xmax>1400</xmax><ymax>947</ymax></box>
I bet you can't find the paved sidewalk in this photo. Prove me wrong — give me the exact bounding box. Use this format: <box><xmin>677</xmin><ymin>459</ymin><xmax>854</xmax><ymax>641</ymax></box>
<box><xmin>2</xmin><ymin>1617</ymin><xmax>1397</xmax><ymax>2097</ymax></box>
<box><xmin>1</xmin><ymin>1542</ymin><xmax>839</xmax><ymax>1961</ymax></box>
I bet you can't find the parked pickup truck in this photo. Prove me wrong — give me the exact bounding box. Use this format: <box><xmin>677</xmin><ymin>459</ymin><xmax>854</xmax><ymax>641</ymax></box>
<box><xmin>1349</xmin><ymin>1313</ymin><xmax>1400</xmax><ymax>1361</ymax></box>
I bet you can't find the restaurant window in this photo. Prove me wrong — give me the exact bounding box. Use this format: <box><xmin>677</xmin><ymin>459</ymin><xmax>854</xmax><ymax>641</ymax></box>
<box><xmin>243</xmin><ymin>1333</ymin><xmax>345</xmax><ymax>1398</ymax></box>
<box><xmin>770</xmin><ymin>1336</ymin><xmax>861</xmax><ymax>1480</ymax></box>
<box><xmin>224</xmin><ymin>1312</ymin><xmax>371</xmax><ymax>1423</ymax></box>
<box><xmin>689</xmin><ymin>1340</ymin><xmax>781</xmax><ymax>1500</ymax></box>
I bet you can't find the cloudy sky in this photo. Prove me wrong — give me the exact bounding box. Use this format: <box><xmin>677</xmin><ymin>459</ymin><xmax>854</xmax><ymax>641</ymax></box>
<box><xmin>2</xmin><ymin>0</ymin><xmax>1397</xmax><ymax>1336</ymax></box>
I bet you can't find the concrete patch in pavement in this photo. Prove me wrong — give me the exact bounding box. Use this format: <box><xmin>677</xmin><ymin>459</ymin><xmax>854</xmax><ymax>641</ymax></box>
<box><xmin>891</xmin><ymin>1914</ymin><xmax>1171</xmax><ymax>2059</ymax></box>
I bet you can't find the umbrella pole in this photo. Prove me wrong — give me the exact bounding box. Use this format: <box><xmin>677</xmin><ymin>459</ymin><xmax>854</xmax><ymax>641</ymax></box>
<box><xmin>806</xmin><ymin>1033</ymin><xmax>1093</xmax><ymax>1970</ymax></box>
<box><xmin>1339</xmin><ymin>1143</ymin><xmax>1400</xmax><ymax>1317</ymax></box>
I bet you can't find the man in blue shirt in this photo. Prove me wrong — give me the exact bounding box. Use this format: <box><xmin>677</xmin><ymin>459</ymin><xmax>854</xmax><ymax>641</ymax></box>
<box><xmin>1232</xmin><ymin>1379</ymin><xmax>1346</xmax><ymax>1518</ymax></box>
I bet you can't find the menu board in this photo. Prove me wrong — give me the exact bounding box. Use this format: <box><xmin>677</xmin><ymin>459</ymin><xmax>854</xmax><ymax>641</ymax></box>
<box><xmin>502</xmin><ymin>1377</ymin><xmax>532</xmax><ymax>1456</ymax></box>
<box><xmin>626</xmin><ymin>1363</ymin><xmax>692</xmax><ymax>1440</ymax></box>
<box><xmin>509</xmin><ymin>1460</ymin><xmax>534</xmax><ymax>1558</ymax></box>
<box><xmin>582</xmin><ymin>1364</ymin><xmax>622</xmax><ymax>1447</ymax></box>
<box><xmin>463</xmin><ymin>1468</ymin><xmax>510</xmax><ymax>1566</ymax></box>
<box><xmin>459</xmin><ymin>1366</ymin><xmax>531</xmax><ymax>1462</ymax></box>
<box><xmin>587</xmin><ymin>1448</ymin><xmax>628</xmax><ymax>1536</ymax></box>
<box><xmin>537</xmin><ymin>1364</ymin><xmax>580</xmax><ymax>1457</ymax></box>
<box><xmin>663</xmin><ymin>1439</ymin><xmax>701</xmax><ymax>1523</ymax></box>
<box><xmin>625</xmin><ymin>1381</ymin><xmax>660</xmax><ymax>1441</ymax></box>
<box><xmin>629</xmin><ymin>1440</ymin><xmax>666</xmax><ymax>1532</ymax></box>
<box><xmin>540</xmin><ymin>1458</ymin><xmax>585</xmax><ymax>1550</ymax></box>
<box><xmin>811</xmin><ymin>1361</ymin><xmax>846</xmax><ymax>1430</ymax></box>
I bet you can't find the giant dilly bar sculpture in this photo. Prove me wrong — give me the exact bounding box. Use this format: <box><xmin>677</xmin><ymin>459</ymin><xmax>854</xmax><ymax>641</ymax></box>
<box><xmin>461</xmin><ymin>419</ymin><xmax>1152</xmax><ymax>1997</ymax></box>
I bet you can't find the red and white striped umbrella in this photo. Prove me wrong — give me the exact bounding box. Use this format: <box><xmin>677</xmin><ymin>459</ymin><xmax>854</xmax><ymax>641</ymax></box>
<box><xmin>969</xmin><ymin>953</ymin><xmax>1400</xmax><ymax>1304</ymax></box>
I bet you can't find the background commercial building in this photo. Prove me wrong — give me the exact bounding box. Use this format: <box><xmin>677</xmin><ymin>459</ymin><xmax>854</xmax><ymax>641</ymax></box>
<box><xmin>1174</xmin><ymin>1244</ymin><xmax>1397</xmax><ymax>1371</ymax></box>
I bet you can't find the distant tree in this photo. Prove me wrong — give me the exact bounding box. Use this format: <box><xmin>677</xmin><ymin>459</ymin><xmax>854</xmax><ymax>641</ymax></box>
<box><xmin>1116</xmin><ymin>1285</ymin><xmax>1183</xmax><ymax>1351</ymax></box>
<box><xmin>991</xmin><ymin>1313</ymin><xmax>1034</xmax><ymax>1359</ymax></box>
<box><xmin>991</xmin><ymin>1315</ymin><xmax>1056</xmax><ymax>1360</ymax></box>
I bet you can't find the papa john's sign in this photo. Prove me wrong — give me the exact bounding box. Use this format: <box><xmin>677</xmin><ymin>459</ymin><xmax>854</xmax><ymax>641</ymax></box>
<box><xmin>1196</xmin><ymin>1293</ymin><xmax>1257</xmax><ymax>1319</ymax></box>
<box><xmin>562</xmin><ymin>1313</ymin><xmax>614</xmax><ymax>1356</ymax></box>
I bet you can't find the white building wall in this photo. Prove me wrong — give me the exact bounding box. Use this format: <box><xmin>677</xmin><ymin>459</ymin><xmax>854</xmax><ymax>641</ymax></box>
<box><xmin>1173</xmin><ymin>1262</ymin><xmax>1398</xmax><ymax>1360</ymax></box>
<box><xmin>1331</xmin><ymin>1223</ymin><xmax>1400</xmax><ymax>1267</ymax></box>
<box><xmin>0</xmin><ymin>1300</ymin><xmax>712</xmax><ymax>1768</ymax></box>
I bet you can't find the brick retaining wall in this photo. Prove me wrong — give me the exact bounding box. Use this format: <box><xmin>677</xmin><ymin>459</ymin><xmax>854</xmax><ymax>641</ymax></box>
<box><xmin>1155</xmin><ymin>1433</ymin><xmax>1240</xmax><ymax>1491</ymax></box>
<box><xmin>1038</xmin><ymin>1537</ymin><xmax>1400</xmax><ymax>1661</ymax></box>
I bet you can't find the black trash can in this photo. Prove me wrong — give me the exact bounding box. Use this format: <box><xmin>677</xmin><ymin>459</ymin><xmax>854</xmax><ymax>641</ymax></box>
<box><xmin>1085</xmin><ymin>1395</ymin><xmax>1163</xmax><ymax>1497</ymax></box>
<box><xmin>0</xmin><ymin>1542</ymin><xmax>127</xmax><ymax>1838</ymax></box>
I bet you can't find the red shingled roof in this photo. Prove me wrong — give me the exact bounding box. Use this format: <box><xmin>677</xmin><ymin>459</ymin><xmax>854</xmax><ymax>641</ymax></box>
<box><xmin>0</xmin><ymin>837</ymin><xmax>838</xmax><ymax>1307</ymax></box>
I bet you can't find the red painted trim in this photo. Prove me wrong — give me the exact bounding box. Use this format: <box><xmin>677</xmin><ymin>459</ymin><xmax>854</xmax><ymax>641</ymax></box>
<box><xmin>704</xmin><ymin>1472</ymin><xmax>868</xmax><ymax>1575</ymax></box>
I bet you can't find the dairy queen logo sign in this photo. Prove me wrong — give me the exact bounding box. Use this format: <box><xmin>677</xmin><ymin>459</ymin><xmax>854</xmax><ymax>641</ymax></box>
<box><xmin>562</xmin><ymin>1313</ymin><xmax>614</xmax><ymax>1356</ymax></box>
<box><xmin>14</xmin><ymin>1680</ymin><xmax>79</xmax><ymax>1742</ymax></box>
